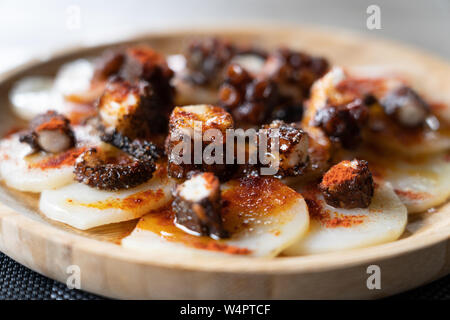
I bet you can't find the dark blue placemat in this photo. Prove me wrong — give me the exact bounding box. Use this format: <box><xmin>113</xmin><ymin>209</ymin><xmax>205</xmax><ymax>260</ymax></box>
<box><xmin>1</xmin><ymin>251</ymin><xmax>449</xmax><ymax>300</ymax></box>
<box><xmin>0</xmin><ymin>252</ymin><xmax>101</xmax><ymax>300</ymax></box>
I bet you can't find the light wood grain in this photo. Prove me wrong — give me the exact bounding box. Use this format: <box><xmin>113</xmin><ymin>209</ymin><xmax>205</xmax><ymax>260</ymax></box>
<box><xmin>0</xmin><ymin>26</ymin><xmax>449</xmax><ymax>299</ymax></box>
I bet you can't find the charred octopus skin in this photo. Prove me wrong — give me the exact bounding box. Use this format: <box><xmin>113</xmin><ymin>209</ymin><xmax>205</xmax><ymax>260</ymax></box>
<box><xmin>172</xmin><ymin>172</ymin><xmax>228</xmax><ymax>238</ymax></box>
<box><xmin>319</xmin><ymin>159</ymin><xmax>374</xmax><ymax>209</ymax></box>
<box><xmin>184</xmin><ymin>37</ymin><xmax>268</xmax><ymax>88</ymax></box>
<box><xmin>101</xmin><ymin>130</ymin><xmax>160</xmax><ymax>161</ymax></box>
<box><xmin>74</xmin><ymin>147</ymin><xmax>155</xmax><ymax>191</ymax></box>
<box><xmin>262</xmin><ymin>48</ymin><xmax>329</xmax><ymax>108</ymax></box>
<box><xmin>184</xmin><ymin>37</ymin><xmax>238</xmax><ymax>88</ymax></box>
<box><xmin>263</xmin><ymin>50</ymin><xmax>328</xmax><ymax>124</ymax></box>
<box><xmin>219</xmin><ymin>63</ymin><xmax>278</xmax><ymax>126</ymax></box>
<box><xmin>92</xmin><ymin>45</ymin><xmax>174</xmax><ymax>117</ymax></box>
<box><xmin>98</xmin><ymin>77</ymin><xmax>170</xmax><ymax>139</ymax></box>
<box><xmin>381</xmin><ymin>86</ymin><xmax>430</xmax><ymax>128</ymax></box>
<box><xmin>93</xmin><ymin>46</ymin><xmax>174</xmax><ymax>86</ymax></box>
<box><xmin>261</xmin><ymin>120</ymin><xmax>309</xmax><ymax>177</ymax></box>
<box><xmin>20</xmin><ymin>111</ymin><xmax>75</xmax><ymax>153</ymax></box>
<box><xmin>120</xmin><ymin>46</ymin><xmax>174</xmax><ymax>105</ymax></box>
<box><xmin>219</xmin><ymin>49</ymin><xmax>329</xmax><ymax>126</ymax></box>
<box><xmin>166</xmin><ymin>104</ymin><xmax>235</xmax><ymax>179</ymax></box>
<box><xmin>314</xmin><ymin>98</ymin><xmax>369</xmax><ymax>149</ymax></box>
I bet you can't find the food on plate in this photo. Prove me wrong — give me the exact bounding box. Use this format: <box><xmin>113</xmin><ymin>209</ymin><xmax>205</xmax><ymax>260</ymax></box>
<box><xmin>380</xmin><ymin>86</ymin><xmax>430</xmax><ymax>128</ymax></box>
<box><xmin>217</xmin><ymin>48</ymin><xmax>329</xmax><ymax>127</ymax></box>
<box><xmin>219</xmin><ymin>63</ymin><xmax>279</xmax><ymax>126</ymax></box>
<box><xmin>172</xmin><ymin>37</ymin><xmax>267</xmax><ymax>105</ymax></box>
<box><xmin>9</xmin><ymin>76</ymin><xmax>66</xmax><ymax>120</ymax></box>
<box><xmin>260</xmin><ymin>120</ymin><xmax>309</xmax><ymax>177</ymax></box>
<box><xmin>19</xmin><ymin>111</ymin><xmax>75</xmax><ymax>153</ymax></box>
<box><xmin>284</xmin><ymin>182</ymin><xmax>407</xmax><ymax>255</ymax></box>
<box><xmin>1</xmin><ymin>37</ymin><xmax>448</xmax><ymax>257</ymax></box>
<box><xmin>172</xmin><ymin>172</ymin><xmax>227</xmax><ymax>238</ymax></box>
<box><xmin>10</xmin><ymin>60</ymin><xmax>99</xmax><ymax>123</ymax></box>
<box><xmin>319</xmin><ymin>159</ymin><xmax>374</xmax><ymax>209</ymax></box>
<box><xmin>261</xmin><ymin>47</ymin><xmax>329</xmax><ymax>118</ymax></box>
<box><xmin>173</xmin><ymin>37</ymin><xmax>329</xmax><ymax>122</ymax></box>
<box><xmin>0</xmin><ymin>117</ymin><xmax>99</xmax><ymax>192</ymax></box>
<box><xmin>122</xmin><ymin>176</ymin><xmax>309</xmax><ymax>257</ymax></box>
<box><xmin>40</xmin><ymin>162</ymin><xmax>175</xmax><ymax>230</ymax></box>
<box><xmin>54</xmin><ymin>59</ymin><xmax>97</xmax><ymax>104</ymax></box>
<box><xmin>304</xmin><ymin>67</ymin><xmax>450</xmax><ymax>156</ymax></box>
<box><xmin>97</xmin><ymin>77</ymin><xmax>171</xmax><ymax>139</ymax></box>
<box><xmin>166</xmin><ymin>104</ymin><xmax>234</xmax><ymax>179</ymax></box>
<box><xmin>337</xmin><ymin>148</ymin><xmax>450</xmax><ymax>213</ymax></box>
<box><xmin>74</xmin><ymin>146</ymin><xmax>156</xmax><ymax>191</ymax></box>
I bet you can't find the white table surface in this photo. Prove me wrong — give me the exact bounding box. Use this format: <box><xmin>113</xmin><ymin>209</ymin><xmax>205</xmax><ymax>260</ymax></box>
<box><xmin>0</xmin><ymin>0</ymin><xmax>449</xmax><ymax>74</ymax></box>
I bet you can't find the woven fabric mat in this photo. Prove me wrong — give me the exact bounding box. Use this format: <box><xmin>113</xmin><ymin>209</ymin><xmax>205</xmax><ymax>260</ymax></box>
<box><xmin>1</xmin><ymin>251</ymin><xmax>449</xmax><ymax>300</ymax></box>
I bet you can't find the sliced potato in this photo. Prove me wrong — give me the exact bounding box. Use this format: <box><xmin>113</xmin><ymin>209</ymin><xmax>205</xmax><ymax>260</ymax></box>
<box><xmin>365</xmin><ymin>126</ymin><xmax>450</xmax><ymax>156</ymax></box>
<box><xmin>173</xmin><ymin>76</ymin><xmax>218</xmax><ymax>106</ymax></box>
<box><xmin>0</xmin><ymin>133</ymin><xmax>85</xmax><ymax>192</ymax></box>
<box><xmin>0</xmin><ymin>125</ymin><xmax>101</xmax><ymax>193</ymax></box>
<box><xmin>54</xmin><ymin>59</ymin><xmax>94</xmax><ymax>97</ymax></box>
<box><xmin>284</xmin><ymin>182</ymin><xmax>407</xmax><ymax>255</ymax></box>
<box><xmin>387</xmin><ymin>153</ymin><xmax>450</xmax><ymax>213</ymax></box>
<box><xmin>53</xmin><ymin>59</ymin><xmax>103</xmax><ymax>104</ymax></box>
<box><xmin>9</xmin><ymin>77</ymin><xmax>65</xmax><ymax>120</ymax></box>
<box><xmin>39</xmin><ymin>164</ymin><xmax>176</xmax><ymax>230</ymax></box>
<box><xmin>122</xmin><ymin>176</ymin><xmax>309</xmax><ymax>258</ymax></box>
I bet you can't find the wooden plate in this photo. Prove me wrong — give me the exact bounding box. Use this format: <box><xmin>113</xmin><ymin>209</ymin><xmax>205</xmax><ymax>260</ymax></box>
<box><xmin>0</xmin><ymin>26</ymin><xmax>449</xmax><ymax>300</ymax></box>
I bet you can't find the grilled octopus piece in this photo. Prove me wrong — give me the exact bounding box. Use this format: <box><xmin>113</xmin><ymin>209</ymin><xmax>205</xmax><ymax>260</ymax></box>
<box><xmin>184</xmin><ymin>37</ymin><xmax>268</xmax><ymax>88</ymax></box>
<box><xmin>19</xmin><ymin>111</ymin><xmax>75</xmax><ymax>153</ymax></box>
<box><xmin>380</xmin><ymin>86</ymin><xmax>430</xmax><ymax>128</ymax></box>
<box><xmin>74</xmin><ymin>147</ymin><xmax>155</xmax><ymax>191</ymax></box>
<box><xmin>219</xmin><ymin>49</ymin><xmax>329</xmax><ymax>127</ymax></box>
<box><xmin>262</xmin><ymin>48</ymin><xmax>329</xmax><ymax>102</ymax></box>
<box><xmin>92</xmin><ymin>45</ymin><xmax>174</xmax><ymax>117</ymax></box>
<box><xmin>92</xmin><ymin>46</ymin><xmax>174</xmax><ymax>83</ymax></box>
<box><xmin>319</xmin><ymin>159</ymin><xmax>374</xmax><ymax>209</ymax></box>
<box><xmin>172</xmin><ymin>172</ymin><xmax>228</xmax><ymax>238</ymax></box>
<box><xmin>219</xmin><ymin>63</ymin><xmax>278</xmax><ymax>126</ymax></box>
<box><xmin>120</xmin><ymin>46</ymin><xmax>174</xmax><ymax>108</ymax></box>
<box><xmin>166</xmin><ymin>104</ymin><xmax>235</xmax><ymax>179</ymax></box>
<box><xmin>235</xmin><ymin>120</ymin><xmax>310</xmax><ymax>177</ymax></box>
<box><xmin>314</xmin><ymin>98</ymin><xmax>369</xmax><ymax>149</ymax></box>
<box><xmin>261</xmin><ymin>120</ymin><xmax>309</xmax><ymax>177</ymax></box>
<box><xmin>262</xmin><ymin>48</ymin><xmax>329</xmax><ymax>123</ymax></box>
<box><xmin>184</xmin><ymin>37</ymin><xmax>239</xmax><ymax>87</ymax></box>
<box><xmin>101</xmin><ymin>130</ymin><xmax>160</xmax><ymax>161</ymax></box>
<box><xmin>97</xmin><ymin>77</ymin><xmax>170</xmax><ymax>139</ymax></box>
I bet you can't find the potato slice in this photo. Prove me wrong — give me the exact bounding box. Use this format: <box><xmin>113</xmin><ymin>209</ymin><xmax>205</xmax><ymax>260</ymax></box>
<box><xmin>173</xmin><ymin>76</ymin><xmax>218</xmax><ymax>106</ymax></box>
<box><xmin>122</xmin><ymin>176</ymin><xmax>309</xmax><ymax>258</ymax></box>
<box><xmin>0</xmin><ymin>126</ymin><xmax>100</xmax><ymax>193</ymax></box>
<box><xmin>54</xmin><ymin>59</ymin><xmax>94</xmax><ymax>98</ymax></box>
<box><xmin>9</xmin><ymin>60</ymin><xmax>98</xmax><ymax>121</ymax></box>
<box><xmin>39</xmin><ymin>164</ymin><xmax>175</xmax><ymax>230</ymax></box>
<box><xmin>9</xmin><ymin>77</ymin><xmax>65</xmax><ymax>120</ymax></box>
<box><xmin>0</xmin><ymin>134</ymin><xmax>82</xmax><ymax>192</ymax></box>
<box><xmin>284</xmin><ymin>182</ymin><xmax>407</xmax><ymax>255</ymax></box>
<box><xmin>364</xmin><ymin>120</ymin><xmax>450</xmax><ymax>156</ymax></box>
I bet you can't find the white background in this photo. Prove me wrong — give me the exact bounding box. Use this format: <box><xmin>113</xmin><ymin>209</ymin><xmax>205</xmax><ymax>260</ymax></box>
<box><xmin>0</xmin><ymin>0</ymin><xmax>449</xmax><ymax>73</ymax></box>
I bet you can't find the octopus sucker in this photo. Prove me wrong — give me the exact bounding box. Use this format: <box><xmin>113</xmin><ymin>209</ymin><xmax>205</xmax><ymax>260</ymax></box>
<box><xmin>74</xmin><ymin>147</ymin><xmax>156</xmax><ymax>191</ymax></box>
